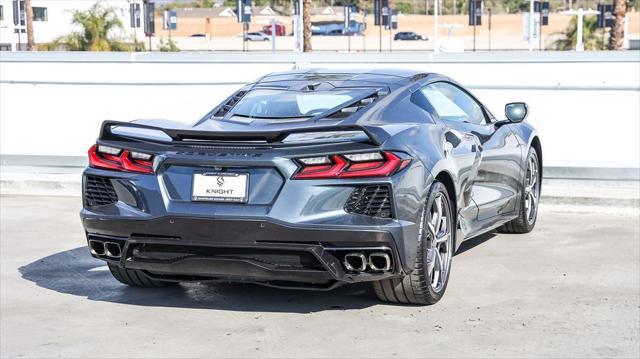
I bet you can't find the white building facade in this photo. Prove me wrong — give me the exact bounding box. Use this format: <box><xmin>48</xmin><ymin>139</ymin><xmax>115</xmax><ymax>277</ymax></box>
<box><xmin>0</xmin><ymin>0</ymin><xmax>147</xmax><ymax>51</ymax></box>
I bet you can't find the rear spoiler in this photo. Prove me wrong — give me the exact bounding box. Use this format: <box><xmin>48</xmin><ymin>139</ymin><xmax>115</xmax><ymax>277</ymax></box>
<box><xmin>98</xmin><ymin>120</ymin><xmax>390</xmax><ymax>146</ymax></box>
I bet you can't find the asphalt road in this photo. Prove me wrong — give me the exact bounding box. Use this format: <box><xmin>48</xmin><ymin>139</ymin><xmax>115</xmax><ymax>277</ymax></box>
<box><xmin>1</xmin><ymin>196</ymin><xmax>638</xmax><ymax>358</ymax></box>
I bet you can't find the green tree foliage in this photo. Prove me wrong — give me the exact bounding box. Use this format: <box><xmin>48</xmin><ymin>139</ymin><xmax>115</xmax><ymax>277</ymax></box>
<box><xmin>51</xmin><ymin>3</ymin><xmax>132</xmax><ymax>51</ymax></box>
<box><xmin>551</xmin><ymin>16</ymin><xmax>607</xmax><ymax>51</ymax></box>
<box><xmin>158</xmin><ymin>37</ymin><xmax>181</xmax><ymax>52</ymax></box>
<box><xmin>395</xmin><ymin>2</ymin><xmax>414</xmax><ymax>14</ymax></box>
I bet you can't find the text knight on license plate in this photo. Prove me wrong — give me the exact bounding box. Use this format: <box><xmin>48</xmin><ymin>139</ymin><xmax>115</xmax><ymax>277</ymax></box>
<box><xmin>192</xmin><ymin>172</ymin><xmax>249</xmax><ymax>203</ymax></box>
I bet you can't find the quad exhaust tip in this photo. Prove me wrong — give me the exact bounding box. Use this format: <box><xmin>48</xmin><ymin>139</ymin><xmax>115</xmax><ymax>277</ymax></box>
<box><xmin>344</xmin><ymin>253</ymin><xmax>368</xmax><ymax>272</ymax></box>
<box><xmin>88</xmin><ymin>240</ymin><xmax>106</xmax><ymax>256</ymax></box>
<box><xmin>368</xmin><ymin>252</ymin><xmax>391</xmax><ymax>271</ymax></box>
<box><xmin>343</xmin><ymin>252</ymin><xmax>392</xmax><ymax>272</ymax></box>
<box><xmin>89</xmin><ymin>240</ymin><xmax>122</xmax><ymax>258</ymax></box>
<box><xmin>104</xmin><ymin>242</ymin><xmax>122</xmax><ymax>258</ymax></box>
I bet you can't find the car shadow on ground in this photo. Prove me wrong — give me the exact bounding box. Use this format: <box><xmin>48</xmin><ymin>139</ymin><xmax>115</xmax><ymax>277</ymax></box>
<box><xmin>18</xmin><ymin>247</ymin><xmax>381</xmax><ymax>313</ymax></box>
<box><xmin>20</xmin><ymin>232</ymin><xmax>499</xmax><ymax>313</ymax></box>
<box><xmin>455</xmin><ymin>231</ymin><xmax>497</xmax><ymax>256</ymax></box>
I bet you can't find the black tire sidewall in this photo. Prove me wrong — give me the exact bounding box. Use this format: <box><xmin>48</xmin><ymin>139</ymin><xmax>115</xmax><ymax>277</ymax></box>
<box><xmin>521</xmin><ymin>147</ymin><xmax>540</xmax><ymax>231</ymax></box>
<box><xmin>417</xmin><ymin>181</ymin><xmax>455</xmax><ymax>303</ymax></box>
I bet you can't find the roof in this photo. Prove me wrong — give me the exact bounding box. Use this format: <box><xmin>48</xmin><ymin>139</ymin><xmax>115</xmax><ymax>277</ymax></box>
<box><xmin>253</xmin><ymin>6</ymin><xmax>279</xmax><ymax>16</ymax></box>
<box><xmin>175</xmin><ymin>7</ymin><xmax>236</xmax><ymax>18</ymax></box>
<box><xmin>310</xmin><ymin>6</ymin><xmax>344</xmax><ymax>16</ymax></box>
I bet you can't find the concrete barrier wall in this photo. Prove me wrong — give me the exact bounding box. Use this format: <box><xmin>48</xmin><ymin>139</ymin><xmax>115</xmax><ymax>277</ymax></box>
<box><xmin>1</xmin><ymin>52</ymin><xmax>639</xmax><ymax>169</ymax></box>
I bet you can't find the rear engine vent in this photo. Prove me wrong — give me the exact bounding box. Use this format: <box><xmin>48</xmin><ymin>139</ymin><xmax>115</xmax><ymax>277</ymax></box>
<box><xmin>85</xmin><ymin>176</ymin><xmax>118</xmax><ymax>207</ymax></box>
<box><xmin>213</xmin><ymin>90</ymin><xmax>247</xmax><ymax>118</ymax></box>
<box><xmin>345</xmin><ymin>185</ymin><xmax>392</xmax><ymax>218</ymax></box>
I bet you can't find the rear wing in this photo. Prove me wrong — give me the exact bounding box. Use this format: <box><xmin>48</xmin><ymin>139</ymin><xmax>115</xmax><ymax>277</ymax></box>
<box><xmin>98</xmin><ymin>120</ymin><xmax>390</xmax><ymax>147</ymax></box>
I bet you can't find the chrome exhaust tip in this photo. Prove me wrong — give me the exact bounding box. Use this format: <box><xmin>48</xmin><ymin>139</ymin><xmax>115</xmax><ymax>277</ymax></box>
<box><xmin>104</xmin><ymin>242</ymin><xmax>122</xmax><ymax>258</ymax></box>
<box><xmin>344</xmin><ymin>253</ymin><xmax>367</xmax><ymax>272</ymax></box>
<box><xmin>368</xmin><ymin>252</ymin><xmax>391</xmax><ymax>271</ymax></box>
<box><xmin>88</xmin><ymin>240</ymin><xmax>106</xmax><ymax>256</ymax></box>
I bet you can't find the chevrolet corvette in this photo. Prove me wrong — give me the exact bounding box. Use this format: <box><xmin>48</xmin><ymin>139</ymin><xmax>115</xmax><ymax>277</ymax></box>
<box><xmin>80</xmin><ymin>69</ymin><xmax>542</xmax><ymax>305</ymax></box>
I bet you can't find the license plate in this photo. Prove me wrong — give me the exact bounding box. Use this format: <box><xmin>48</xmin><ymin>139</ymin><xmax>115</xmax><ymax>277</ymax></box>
<box><xmin>192</xmin><ymin>172</ymin><xmax>249</xmax><ymax>203</ymax></box>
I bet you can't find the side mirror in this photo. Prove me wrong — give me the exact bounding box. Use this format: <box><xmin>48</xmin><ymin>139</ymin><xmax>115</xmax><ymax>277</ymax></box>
<box><xmin>505</xmin><ymin>102</ymin><xmax>528</xmax><ymax>123</ymax></box>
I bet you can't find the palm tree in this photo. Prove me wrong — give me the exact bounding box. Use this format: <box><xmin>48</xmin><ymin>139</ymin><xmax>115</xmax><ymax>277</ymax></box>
<box><xmin>25</xmin><ymin>0</ymin><xmax>35</xmax><ymax>50</ymax></box>
<box><xmin>52</xmin><ymin>3</ymin><xmax>130</xmax><ymax>51</ymax></box>
<box><xmin>609</xmin><ymin>0</ymin><xmax>628</xmax><ymax>50</ymax></box>
<box><xmin>303</xmin><ymin>0</ymin><xmax>312</xmax><ymax>52</ymax></box>
<box><xmin>551</xmin><ymin>16</ymin><xmax>606</xmax><ymax>51</ymax></box>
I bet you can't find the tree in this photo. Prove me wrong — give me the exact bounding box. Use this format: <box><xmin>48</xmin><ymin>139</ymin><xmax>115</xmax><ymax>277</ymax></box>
<box><xmin>25</xmin><ymin>0</ymin><xmax>35</xmax><ymax>50</ymax></box>
<box><xmin>395</xmin><ymin>2</ymin><xmax>414</xmax><ymax>14</ymax></box>
<box><xmin>551</xmin><ymin>16</ymin><xmax>605</xmax><ymax>51</ymax></box>
<box><xmin>158</xmin><ymin>37</ymin><xmax>180</xmax><ymax>52</ymax></box>
<box><xmin>51</xmin><ymin>3</ymin><xmax>129</xmax><ymax>51</ymax></box>
<box><xmin>303</xmin><ymin>0</ymin><xmax>312</xmax><ymax>52</ymax></box>
<box><xmin>609</xmin><ymin>0</ymin><xmax>628</xmax><ymax>50</ymax></box>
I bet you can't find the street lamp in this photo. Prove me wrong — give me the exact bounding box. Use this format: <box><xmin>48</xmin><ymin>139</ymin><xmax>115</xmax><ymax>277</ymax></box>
<box><xmin>561</xmin><ymin>8</ymin><xmax>599</xmax><ymax>51</ymax></box>
<box><xmin>433</xmin><ymin>0</ymin><xmax>439</xmax><ymax>53</ymax></box>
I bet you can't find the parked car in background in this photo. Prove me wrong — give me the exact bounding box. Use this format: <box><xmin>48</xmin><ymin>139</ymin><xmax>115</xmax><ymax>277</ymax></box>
<box><xmin>262</xmin><ymin>23</ymin><xmax>286</xmax><ymax>36</ymax></box>
<box><xmin>245</xmin><ymin>32</ymin><xmax>270</xmax><ymax>41</ymax></box>
<box><xmin>312</xmin><ymin>21</ymin><xmax>365</xmax><ymax>36</ymax></box>
<box><xmin>394</xmin><ymin>32</ymin><xmax>427</xmax><ymax>41</ymax></box>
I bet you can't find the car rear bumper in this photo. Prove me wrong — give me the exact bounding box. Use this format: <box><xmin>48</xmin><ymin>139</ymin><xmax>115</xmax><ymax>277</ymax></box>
<box><xmin>81</xmin><ymin>214</ymin><xmax>405</xmax><ymax>289</ymax></box>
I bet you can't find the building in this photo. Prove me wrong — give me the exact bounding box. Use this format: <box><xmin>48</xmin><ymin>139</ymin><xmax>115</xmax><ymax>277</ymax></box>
<box><xmin>0</xmin><ymin>0</ymin><xmax>146</xmax><ymax>51</ymax></box>
<box><xmin>174</xmin><ymin>7</ymin><xmax>236</xmax><ymax>19</ymax></box>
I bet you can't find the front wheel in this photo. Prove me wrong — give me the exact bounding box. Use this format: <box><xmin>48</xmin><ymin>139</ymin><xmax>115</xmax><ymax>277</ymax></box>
<box><xmin>499</xmin><ymin>147</ymin><xmax>540</xmax><ymax>233</ymax></box>
<box><xmin>373</xmin><ymin>181</ymin><xmax>454</xmax><ymax>305</ymax></box>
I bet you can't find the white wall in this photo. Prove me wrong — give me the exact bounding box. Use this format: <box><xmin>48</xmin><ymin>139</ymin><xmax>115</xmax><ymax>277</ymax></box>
<box><xmin>1</xmin><ymin>52</ymin><xmax>639</xmax><ymax>168</ymax></box>
<box><xmin>0</xmin><ymin>0</ymin><xmax>145</xmax><ymax>49</ymax></box>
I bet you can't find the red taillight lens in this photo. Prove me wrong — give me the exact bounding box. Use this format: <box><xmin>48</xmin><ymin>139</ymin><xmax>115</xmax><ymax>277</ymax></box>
<box><xmin>292</xmin><ymin>151</ymin><xmax>410</xmax><ymax>179</ymax></box>
<box><xmin>88</xmin><ymin>145</ymin><xmax>154</xmax><ymax>174</ymax></box>
<box><xmin>293</xmin><ymin>155</ymin><xmax>348</xmax><ymax>179</ymax></box>
<box><xmin>121</xmin><ymin>150</ymin><xmax>154</xmax><ymax>173</ymax></box>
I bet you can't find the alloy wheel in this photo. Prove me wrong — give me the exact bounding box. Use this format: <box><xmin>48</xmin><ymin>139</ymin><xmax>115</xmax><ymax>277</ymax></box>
<box><xmin>426</xmin><ymin>193</ymin><xmax>452</xmax><ymax>293</ymax></box>
<box><xmin>524</xmin><ymin>153</ymin><xmax>540</xmax><ymax>225</ymax></box>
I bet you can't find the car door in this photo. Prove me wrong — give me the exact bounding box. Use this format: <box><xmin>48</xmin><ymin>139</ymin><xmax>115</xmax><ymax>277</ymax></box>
<box><xmin>420</xmin><ymin>82</ymin><xmax>522</xmax><ymax>233</ymax></box>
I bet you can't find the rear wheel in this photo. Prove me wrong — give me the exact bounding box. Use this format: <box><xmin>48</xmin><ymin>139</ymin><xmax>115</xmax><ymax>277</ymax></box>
<box><xmin>108</xmin><ymin>263</ymin><xmax>173</xmax><ymax>287</ymax></box>
<box><xmin>373</xmin><ymin>181</ymin><xmax>454</xmax><ymax>305</ymax></box>
<box><xmin>499</xmin><ymin>147</ymin><xmax>540</xmax><ymax>233</ymax></box>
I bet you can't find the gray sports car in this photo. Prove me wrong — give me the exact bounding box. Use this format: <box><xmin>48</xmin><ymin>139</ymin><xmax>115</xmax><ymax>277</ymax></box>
<box><xmin>80</xmin><ymin>69</ymin><xmax>542</xmax><ymax>305</ymax></box>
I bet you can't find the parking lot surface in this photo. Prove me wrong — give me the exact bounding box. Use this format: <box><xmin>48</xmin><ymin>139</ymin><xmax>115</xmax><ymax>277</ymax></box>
<box><xmin>1</xmin><ymin>195</ymin><xmax>638</xmax><ymax>358</ymax></box>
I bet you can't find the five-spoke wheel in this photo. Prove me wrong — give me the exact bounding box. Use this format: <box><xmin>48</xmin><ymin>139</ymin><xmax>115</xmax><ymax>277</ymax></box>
<box><xmin>426</xmin><ymin>192</ymin><xmax>453</xmax><ymax>293</ymax></box>
<box><xmin>373</xmin><ymin>181</ymin><xmax>454</xmax><ymax>305</ymax></box>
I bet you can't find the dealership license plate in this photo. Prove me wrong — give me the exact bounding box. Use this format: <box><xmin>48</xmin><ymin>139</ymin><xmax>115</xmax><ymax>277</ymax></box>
<box><xmin>192</xmin><ymin>172</ymin><xmax>249</xmax><ymax>203</ymax></box>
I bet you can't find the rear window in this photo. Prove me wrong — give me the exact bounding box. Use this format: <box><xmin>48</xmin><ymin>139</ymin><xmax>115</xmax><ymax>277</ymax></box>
<box><xmin>232</xmin><ymin>89</ymin><xmax>365</xmax><ymax>119</ymax></box>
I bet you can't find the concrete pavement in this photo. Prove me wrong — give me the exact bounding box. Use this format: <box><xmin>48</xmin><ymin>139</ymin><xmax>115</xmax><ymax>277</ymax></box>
<box><xmin>1</xmin><ymin>195</ymin><xmax>639</xmax><ymax>358</ymax></box>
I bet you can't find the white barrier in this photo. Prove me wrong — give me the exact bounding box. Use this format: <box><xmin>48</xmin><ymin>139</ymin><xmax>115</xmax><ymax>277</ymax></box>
<box><xmin>1</xmin><ymin>52</ymin><xmax>639</xmax><ymax>168</ymax></box>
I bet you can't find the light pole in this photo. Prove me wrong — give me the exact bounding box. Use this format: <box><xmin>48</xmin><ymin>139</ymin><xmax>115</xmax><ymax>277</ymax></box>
<box><xmin>434</xmin><ymin>0</ymin><xmax>439</xmax><ymax>53</ymax></box>
<box><xmin>561</xmin><ymin>8</ymin><xmax>599</xmax><ymax>51</ymax></box>
<box><xmin>529</xmin><ymin>0</ymin><xmax>534</xmax><ymax>51</ymax></box>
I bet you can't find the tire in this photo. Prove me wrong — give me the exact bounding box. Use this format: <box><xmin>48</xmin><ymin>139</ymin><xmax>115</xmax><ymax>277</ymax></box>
<box><xmin>499</xmin><ymin>147</ymin><xmax>540</xmax><ymax>234</ymax></box>
<box><xmin>108</xmin><ymin>263</ymin><xmax>173</xmax><ymax>287</ymax></box>
<box><xmin>373</xmin><ymin>181</ymin><xmax>455</xmax><ymax>305</ymax></box>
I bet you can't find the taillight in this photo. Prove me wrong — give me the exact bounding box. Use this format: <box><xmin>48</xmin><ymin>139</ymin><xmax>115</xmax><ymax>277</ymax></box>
<box><xmin>88</xmin><ymin>145</ymin><xmax>154</xmax><ymax>174</ymax></box>
<box><xmin>292</xmin><ymin>151</ymin><xmax>410</xmax><ymax>179</ymax></box>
